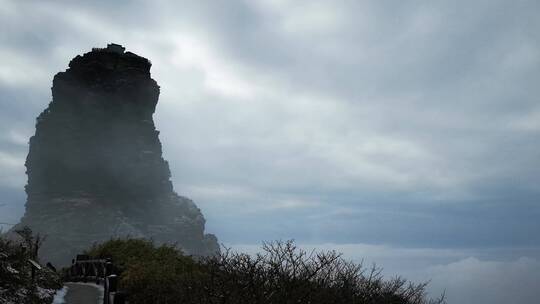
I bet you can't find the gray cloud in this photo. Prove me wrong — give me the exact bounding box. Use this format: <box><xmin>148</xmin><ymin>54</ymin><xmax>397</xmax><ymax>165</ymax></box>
<box><xmin>1</xmin><ymin>0</ymin><xmax>539</xmax><ymax>243</ymax></box>
<box><xmin>426</xmin><ymin>256</ymin><xmax>540</xmax><ymax>304</ymax></box>
<box><xmin>1</xmin><ymin>1</ymin><xmax>540</xmax><ymax>300</ymax></box>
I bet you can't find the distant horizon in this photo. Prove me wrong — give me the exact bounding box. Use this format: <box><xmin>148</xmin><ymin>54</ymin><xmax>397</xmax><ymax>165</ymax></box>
<box><xmin>1</xmin><ymin>1</ymin><xmax>539</xmax><ymax>303</ymax></box>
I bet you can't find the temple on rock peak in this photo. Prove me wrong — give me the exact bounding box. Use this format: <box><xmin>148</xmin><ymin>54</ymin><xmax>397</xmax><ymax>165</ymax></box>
<box><xmin>92</xmin><ymin>43</ymin><xmax>126</xmax><ymax>54</ymax></box>
<box><xmin>107</xmin><ymin>43</ymin><xmax>125</xmax><ymax>53</ymax></box>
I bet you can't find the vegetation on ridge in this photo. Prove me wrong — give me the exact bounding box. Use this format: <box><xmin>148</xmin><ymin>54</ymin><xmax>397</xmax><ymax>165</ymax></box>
<box><xmin>86</xmin><ymin>238</ymin><xmax>445</xmax><ymax>304</ymax></box>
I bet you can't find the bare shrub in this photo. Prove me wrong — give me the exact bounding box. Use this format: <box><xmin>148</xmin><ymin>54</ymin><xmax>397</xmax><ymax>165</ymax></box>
<box><xmin>195</xmin><ymin>240</ymin><xmax>446</xmax><ymax>304</ymax></box>
<box><xmin>90</xmin><ymin>239</ymin><xmax>445</xmax><ymax>304</ymax></box>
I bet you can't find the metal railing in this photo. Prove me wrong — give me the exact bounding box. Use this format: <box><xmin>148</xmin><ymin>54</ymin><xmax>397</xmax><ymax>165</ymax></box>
<box><xmin>67</xmin><ymin>254</ymin><xmax>127</xmax><ymax>304</ymax></box>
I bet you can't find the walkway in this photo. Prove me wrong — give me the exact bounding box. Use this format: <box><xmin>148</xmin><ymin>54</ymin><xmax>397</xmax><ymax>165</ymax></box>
<box><xmin>53</xmin><ymin>282</ymin><xmax>102</xmax><ymax>304</ymax></box>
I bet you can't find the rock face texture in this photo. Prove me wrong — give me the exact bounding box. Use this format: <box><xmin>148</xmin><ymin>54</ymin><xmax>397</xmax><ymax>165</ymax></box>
<box><xmin>16</xmin><ymin>44</ymin><xmax>219</xmax><ymax>265</ymax></box>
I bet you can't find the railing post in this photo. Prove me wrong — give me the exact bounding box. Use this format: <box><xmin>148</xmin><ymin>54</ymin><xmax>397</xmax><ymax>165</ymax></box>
<box><xmin>107</xmin><ymin>275</ymin><xmax>118</xmax><ymax>292</ymax></box>
<box><xmin>105</xmin><ymin>274</ymin><xmax>118</xmax><ymax>304</ymax></box>
<box><xmin>106</xmin><ymin>261</ymin><xmax>113</xmax><ymax>276</ymax></box>
<box><xmin>104</xmin><ymin>276</ymin><xmax>109</xmax><ymax>304</ymax></box>
<box><xmin>82</xmin><ymin>263</ymin><xmax>87</xmax><ymax>282</ymax></box>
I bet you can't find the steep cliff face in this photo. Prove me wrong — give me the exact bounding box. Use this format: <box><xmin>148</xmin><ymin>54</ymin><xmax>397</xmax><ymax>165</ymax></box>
<box><xmin>16</xmin><ymin>44</ymin><xmax>219</xmax><ymax>265</ymax></box>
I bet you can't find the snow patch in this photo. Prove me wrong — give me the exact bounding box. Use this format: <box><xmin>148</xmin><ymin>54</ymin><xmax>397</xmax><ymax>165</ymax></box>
<box><xmin>52</xmin><ymin>286</ymin><xmax>68</xmax><ymax>304</ymax></box>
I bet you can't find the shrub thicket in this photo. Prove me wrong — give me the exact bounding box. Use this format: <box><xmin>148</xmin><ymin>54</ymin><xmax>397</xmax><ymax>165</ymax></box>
<box><xmin>87</xmin><ymin>239</ymin><xmax>445</xmax><ymax>304</ymax></box>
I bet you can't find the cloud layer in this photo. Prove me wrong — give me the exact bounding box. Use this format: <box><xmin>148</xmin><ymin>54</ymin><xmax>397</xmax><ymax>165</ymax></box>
<box><xmin>1</xmin><ymin>0</ymin><xmax>539</xmax><ymax>245</ymax></box>
<box><xmin>232</xmin><ymin>242</ymin><xmax>540</xmax><ymax>304</ymax></box>
<box><xmin>1</xmin><ymin>1</ymin><xmax>539</xmax><ymax>301</ymax></box>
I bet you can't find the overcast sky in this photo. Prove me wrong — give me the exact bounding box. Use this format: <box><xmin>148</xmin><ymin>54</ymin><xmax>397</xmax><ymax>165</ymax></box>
<box><xmin>1</xmin><ymin>1</ymin><xmax>539</xmax><ymax>302</ymax></box>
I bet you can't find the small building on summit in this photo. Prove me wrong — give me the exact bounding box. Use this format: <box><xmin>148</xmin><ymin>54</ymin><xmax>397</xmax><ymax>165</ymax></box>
<box><xmin>106</xmin><ymin>43</ymin><xmax>125</xmax><ymax>54</ymax></box>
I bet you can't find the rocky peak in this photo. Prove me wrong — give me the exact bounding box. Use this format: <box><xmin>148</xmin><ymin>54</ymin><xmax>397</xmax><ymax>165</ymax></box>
<box><xmin>15</xmin><ymin>44</ymin><xmax>219</xmax><ymax>265</ymax></box>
